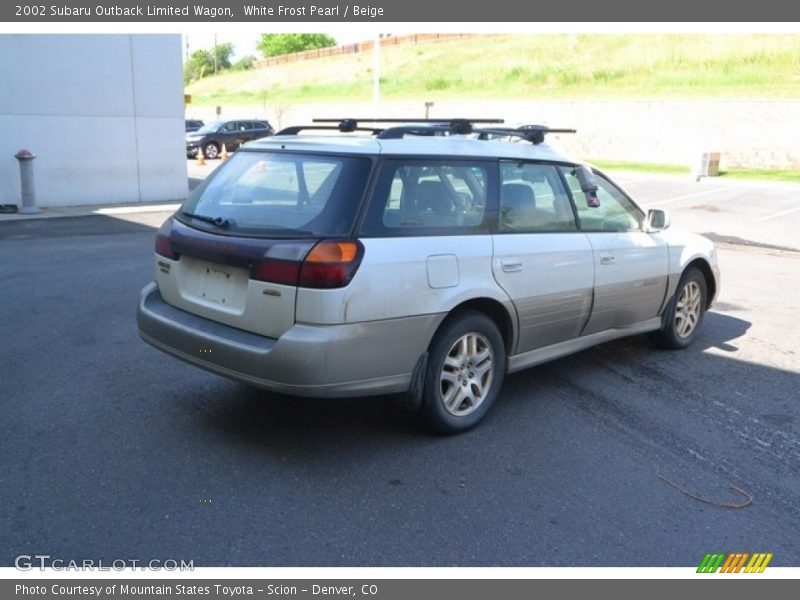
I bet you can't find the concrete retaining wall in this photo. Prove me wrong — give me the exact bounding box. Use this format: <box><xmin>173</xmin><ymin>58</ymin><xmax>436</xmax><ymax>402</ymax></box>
<box><xmin>192</xmin><ymin>98</ymin><xmax>800</xmax><ymax>170</ymax></box>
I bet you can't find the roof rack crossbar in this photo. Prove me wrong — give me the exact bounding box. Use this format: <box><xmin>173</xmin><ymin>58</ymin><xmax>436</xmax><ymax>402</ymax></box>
<box><xmin>276</xmin><ymin>124</ymin><xmax>382</xmax><ymax>136</ymax></box>
<box><xmin>476</xmin><ymin>125</ymin><xmax>577</xmax><ymax>145</ymax></box>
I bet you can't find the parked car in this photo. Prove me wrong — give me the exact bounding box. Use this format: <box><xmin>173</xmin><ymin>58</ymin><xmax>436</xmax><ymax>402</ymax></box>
<box><xmin>140</xmin><ymin>118</ymin><xmax>720</xmax><ymax>433</ymax></box>
<box><xmin>186</xmin><ymin>119</ymin><xmax>274</xmax><ymax>159</ymax></box>
<box><xmin>185</xmin><ymin>119</ymin><xmax>204</xmax><ymax>133</ymax></box>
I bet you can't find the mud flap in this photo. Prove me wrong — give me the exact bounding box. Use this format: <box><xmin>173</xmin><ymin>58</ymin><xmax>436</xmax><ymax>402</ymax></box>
<box><xmin>400</xmin><ymin>351</ymin><xmax>428</xmax><ymax>411</ymax></box>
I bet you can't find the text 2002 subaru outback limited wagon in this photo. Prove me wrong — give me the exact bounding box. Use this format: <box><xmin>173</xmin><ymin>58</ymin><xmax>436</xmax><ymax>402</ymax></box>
<box><xmin>138</xmin><ymin>118</ymin><xmax>720</xmax><ymax>433</ymax></box>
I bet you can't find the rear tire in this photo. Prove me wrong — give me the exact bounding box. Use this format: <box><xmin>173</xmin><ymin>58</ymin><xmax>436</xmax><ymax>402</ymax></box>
<box><xmin>419</xmin><ymin>310</ymin><xmax>506</xmax><ymax>434</ymax></box>
<box><xmin>650</xmin><ymin>267</ymin><xmax>707</xmax><ymax>349</ymax></box>
<box><xmin>203</xmin><ymin>142</ymin><xmax>219</xmax><ymax>160</ymax></box>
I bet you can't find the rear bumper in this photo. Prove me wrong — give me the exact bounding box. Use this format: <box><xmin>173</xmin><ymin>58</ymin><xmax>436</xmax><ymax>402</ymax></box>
<box><xmin>137</xmin><ymin>283</ymin><xmax>441</xmax><ymax>397</ymax></box>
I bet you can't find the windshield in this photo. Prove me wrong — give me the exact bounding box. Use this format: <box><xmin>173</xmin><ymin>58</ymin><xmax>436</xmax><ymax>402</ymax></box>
<box><xmin>179</xmin><ymin>151</ymin><xmax>372</xmax><ymax>237</ymax></box>
<box><xmin>193</xmin><ymin>121</ymin><xmax>223</xmax><ymax>134</ymax></box>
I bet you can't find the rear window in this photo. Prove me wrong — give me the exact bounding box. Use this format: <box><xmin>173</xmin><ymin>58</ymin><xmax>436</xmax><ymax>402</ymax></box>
<box><xmin>195</xmin><ymin>121</ymin><xmax>222</xmax><ymax>134</ymax></box>
<box><xmin>179</xmin><ymin>151</ymin><xmax>372</xmax><ymax>237</ymax></box>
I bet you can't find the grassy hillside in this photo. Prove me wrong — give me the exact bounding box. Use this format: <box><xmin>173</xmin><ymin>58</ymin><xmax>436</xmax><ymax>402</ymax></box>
<box><xmin>185</xmin><ymin>34</ymin><xmax>800</xmax><ymax>106</ymax></box>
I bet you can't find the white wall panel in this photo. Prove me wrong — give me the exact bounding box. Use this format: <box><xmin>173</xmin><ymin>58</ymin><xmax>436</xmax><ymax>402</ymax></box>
<box><xmin>0</xmin><ymin>34</ymin><xmax>185</xmax><ymax>207</ymax></box>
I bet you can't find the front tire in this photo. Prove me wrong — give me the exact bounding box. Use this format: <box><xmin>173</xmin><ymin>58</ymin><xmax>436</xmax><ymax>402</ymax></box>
<box><xmin>651</xmin><ymin>267</ymin><xmax>707</xmax><ymax>349</ymax></box>
<box><xmin>420</xmin><ymin>310</ymin><xmax>506</xmax><ymax>434</ymax></box>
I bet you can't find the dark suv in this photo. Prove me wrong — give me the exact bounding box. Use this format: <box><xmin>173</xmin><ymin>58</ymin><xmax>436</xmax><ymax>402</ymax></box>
<box><xmin>186</xmin><ymin>119</ymin><xmax>274</xmax><ymax>159</ymax></box>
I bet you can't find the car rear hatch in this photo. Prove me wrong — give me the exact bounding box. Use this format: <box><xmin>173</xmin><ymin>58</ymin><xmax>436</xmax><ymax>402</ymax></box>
<box><xmin>154</xmin><ymin>149</ymin><xmax>373</xmax><ymax>338</ymax></box>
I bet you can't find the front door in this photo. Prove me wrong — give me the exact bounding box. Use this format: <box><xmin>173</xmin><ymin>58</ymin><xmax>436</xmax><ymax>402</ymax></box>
<box><xmin>560</xmin><ymin>167</ymin><xmax>669</xmax><ymax>334</ymax></box>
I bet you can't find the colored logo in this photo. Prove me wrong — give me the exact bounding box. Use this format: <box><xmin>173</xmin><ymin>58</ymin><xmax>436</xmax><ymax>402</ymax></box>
<box><xmin>697</xmin><ymin>553</ymin><xmax>773</xmax><ymax>573</ymax></box>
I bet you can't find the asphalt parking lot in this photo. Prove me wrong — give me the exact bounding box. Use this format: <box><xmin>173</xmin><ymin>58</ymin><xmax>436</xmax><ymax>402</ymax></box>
<box><xmin>1</xmin><ymin>168</ymin><xmax>798</xmax><ymax>567</ymax></box>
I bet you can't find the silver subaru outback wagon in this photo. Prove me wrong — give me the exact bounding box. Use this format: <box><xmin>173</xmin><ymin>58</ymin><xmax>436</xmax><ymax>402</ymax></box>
<box><xmin>137</xmin><ymin>118</ymin><xmax>720</xmax><ymax>433</ymax></box>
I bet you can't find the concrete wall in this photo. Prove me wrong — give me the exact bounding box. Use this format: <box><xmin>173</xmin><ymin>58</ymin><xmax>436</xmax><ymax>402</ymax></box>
<box><xmin>193</xmin><ymin>98</ymin><xmax>800</xmax><ymax>170</ymax></box>
<box><xmin>0</xmin><ymin>34</ymin><xmax>186</xmax><ymax>208</ymax></box>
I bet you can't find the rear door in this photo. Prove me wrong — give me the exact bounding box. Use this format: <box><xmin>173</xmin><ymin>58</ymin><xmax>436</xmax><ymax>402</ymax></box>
<box><xmin>348</xmin><ymin>158</ymin><xmax>499</xmax><ymax>323</ymax></box>
<box><xmin>560</xmin><ymin>167</ymin><xmax>669</xmax><ymax>334</ymax></box>
<box><xmin>219</xmin><ymin>121</ymin><xmax>238</xmax><ymax>151</ymax></box>
<box><xmin>491</xmin><ymin>162</ymin><xmax>594</xmax><ymax>353</ymax></box>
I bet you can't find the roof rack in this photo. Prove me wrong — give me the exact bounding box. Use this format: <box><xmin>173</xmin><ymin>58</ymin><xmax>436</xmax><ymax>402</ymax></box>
<box><xmin>312</xmin><ymin>118</ymin><xmax>504</xmax><ymax>124</ymax></box>
<box><xmin>274</xmin><ymin>119</ymin><xmax>574</xmax><ymax>144</ymax></box>
<box><xmin>475</xmin><ymin>124</ymin><xmax>577</xmax><ymax>145</ymax></box>
<box><xmin>277</xmin><ymin>117</ymin><xmax>504</xmax><ymax>137</ymax></box>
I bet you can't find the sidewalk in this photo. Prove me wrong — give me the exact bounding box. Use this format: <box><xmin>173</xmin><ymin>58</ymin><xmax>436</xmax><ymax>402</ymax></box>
<box><xmin>0</xmin><ymin>200</ymin><xmax>182</xmax><ymax>222</ymax></box>
<box><xmin>0</xmin><ymin>159</ymin><xmax>222</xmax><ymax>223</ymax></box>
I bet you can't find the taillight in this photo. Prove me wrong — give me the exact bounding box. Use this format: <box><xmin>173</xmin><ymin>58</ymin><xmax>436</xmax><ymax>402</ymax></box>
<box><xmin>251</xmin><ymin>240</ymin><xmax>363</xmax><ymax>289</ymax></box>
<box><xmin>155</xmin><ymin>233</ymin><xmax>178</xmax><ymax>260</ymax></box>
<box><xmin>251</xmin><ymin>259</ymin><xmax>301</xmax><ymax>286</ymax></box>
<box><xmin>299</xmin><ymin>241</ymin><xmax>362</xmax><ymax>288</ymax></box>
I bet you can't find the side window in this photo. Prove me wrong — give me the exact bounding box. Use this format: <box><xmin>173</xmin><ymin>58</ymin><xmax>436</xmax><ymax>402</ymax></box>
<box><xmin>499</xmin><ymin>162</ymin><xmax>577</xmax><ymax>232</ymax></box>
<box><xmin>221</xmin><ymin>122</ymin><xmax>237</xmax><ymax>133</ymax></box>
<box><xmin>361</xmin><ymin>161</ymin><xmax>490</xmax><ymax>235</ymax></box>
<box><xmin>560</xmin><ymin>166</ymin><xmax>644</xmax><ymax>232</ymax></box>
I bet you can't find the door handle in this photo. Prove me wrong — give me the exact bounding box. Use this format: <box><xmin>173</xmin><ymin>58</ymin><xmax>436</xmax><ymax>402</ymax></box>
<box><xmin>600</xmin><ymin>255</ymin><xmax>615</xmax><ymax>265</ymax></box>
<box><xmin>501</xmin><ymin>258</ymin><xmax>523</xmax><ymax>272</ymax></box>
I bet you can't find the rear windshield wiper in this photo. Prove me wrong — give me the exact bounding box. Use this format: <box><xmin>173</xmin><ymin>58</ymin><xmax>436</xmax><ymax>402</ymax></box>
<box><xmin>180</xmin><ymin>211</ymin><xmax>231</xmax><ymax>228</ymax></box>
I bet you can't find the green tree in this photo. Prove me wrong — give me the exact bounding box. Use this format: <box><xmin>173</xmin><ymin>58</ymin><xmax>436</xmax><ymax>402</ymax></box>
<box><xmin>231</xmin><ymin>55</ymin><xmax>257</xmax><ymax>71</ymax></box>
<box><xmin>183</xmin><ymin>42</ymin><xmax>235</xmax><ymax>84</ymax></box>
<box><xmin>257</xmin><ymin>34</ymin><xmax>336</xmax><ymax>58</ymax></box>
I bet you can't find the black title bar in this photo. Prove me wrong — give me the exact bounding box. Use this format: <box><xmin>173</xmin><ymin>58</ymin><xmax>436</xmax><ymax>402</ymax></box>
<box><xmin>3</xmin><ymin>0</ymin><xmax>800</xmax><ymax>22</ymax></box>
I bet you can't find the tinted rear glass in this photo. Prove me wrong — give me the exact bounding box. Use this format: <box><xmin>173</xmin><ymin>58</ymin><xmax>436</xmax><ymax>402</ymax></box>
<box><xmin>179</xmin><ymin>151</ymin><xmax>372</xmax><ymax>237</ymax></box>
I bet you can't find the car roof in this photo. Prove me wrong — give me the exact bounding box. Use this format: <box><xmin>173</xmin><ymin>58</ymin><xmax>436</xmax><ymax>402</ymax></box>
<box><xmin>243</xmin><ymin>134</ymin><xmax>575</xmax><ymax>163</ymax></box>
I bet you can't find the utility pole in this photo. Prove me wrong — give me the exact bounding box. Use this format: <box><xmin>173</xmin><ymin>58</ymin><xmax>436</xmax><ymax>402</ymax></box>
<box><xmin>372</xmin><ymin>34</ymin><xmax>381</xmax><ymax>117</ymax></box>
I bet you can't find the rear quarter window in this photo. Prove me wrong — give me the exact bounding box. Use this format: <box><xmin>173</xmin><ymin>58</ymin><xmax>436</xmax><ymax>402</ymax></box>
<box><xmin>360</xmin><ymin>160</ymin><xmax>494</xmax><ymax>236</ymax></box>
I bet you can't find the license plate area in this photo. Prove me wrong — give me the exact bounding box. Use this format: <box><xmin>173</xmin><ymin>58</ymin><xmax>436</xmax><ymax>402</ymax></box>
<box><xmin>201</xmin><ymin>266</ymin><xmax>233</xmax><ymax>305</ymax></box>
<box><xmin>179</xmin><ymin>256</ymin><xmax>249</xmax><ymax>313</ymax></box>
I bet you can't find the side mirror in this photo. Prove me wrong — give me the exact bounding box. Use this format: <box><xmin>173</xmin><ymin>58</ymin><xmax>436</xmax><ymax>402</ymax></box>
<box><xmin>647</xmin><ymin>208</ymin><xmax>671</xmax><ymax>231</ymax></box>
<box><xmin>575</xmin><ymin>165</ymin><xmax>600</xmax><ymax>207</ymax></box>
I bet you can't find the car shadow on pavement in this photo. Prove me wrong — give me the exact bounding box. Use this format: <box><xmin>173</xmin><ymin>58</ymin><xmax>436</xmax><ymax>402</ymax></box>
<box><xmin>190</xmin><ymin>310</ymin><xmax>757</xmax><ymax>452</ymax></box>
<box><xmin>194</xmin><ymin>387</ymin><xmax>426</xmax><ymax>447</ymax></box>
<box><xmin>694</xmin><ymin>310</ymin><xmax>751</xmax><ymax>352</ymax></box>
